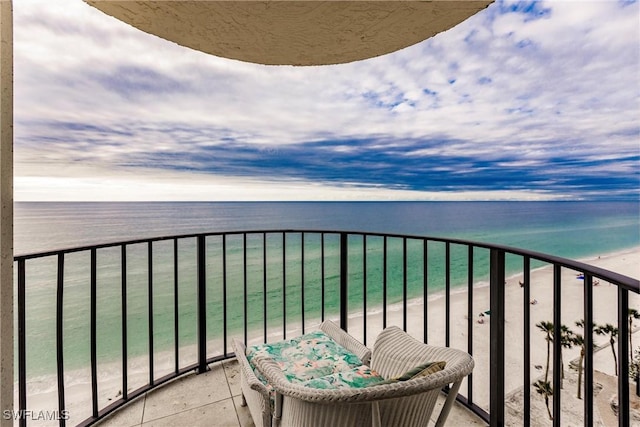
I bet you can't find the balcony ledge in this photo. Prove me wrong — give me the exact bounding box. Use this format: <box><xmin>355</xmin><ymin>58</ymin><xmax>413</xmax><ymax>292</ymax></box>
<box><xmin>84</xmin><ymin>1</ymin><xmax>494</xmax><ymax>66</ymax></box>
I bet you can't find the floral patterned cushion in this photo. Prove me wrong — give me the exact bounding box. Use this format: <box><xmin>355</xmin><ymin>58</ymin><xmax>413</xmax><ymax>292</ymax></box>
<box><xmin>246</xmin><ymin>330</ymin><xmax>366</xmax><ymax>408</ymax></box>
<box><xmin>246</xmin><ymin>330</ymin><xmax>364</xmax><ymax>384</ymax></box>
<box><xmin>302</xmin><ymin>365</ymin><xmax>385</xmax><ymax>389</ymax></box>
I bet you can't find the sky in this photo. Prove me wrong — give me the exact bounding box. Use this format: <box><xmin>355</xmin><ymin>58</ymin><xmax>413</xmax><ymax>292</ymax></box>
<box><xmin>13</xmin><ymin>0</ymin><xmax>640</xmax><ymax>201</ymax></box>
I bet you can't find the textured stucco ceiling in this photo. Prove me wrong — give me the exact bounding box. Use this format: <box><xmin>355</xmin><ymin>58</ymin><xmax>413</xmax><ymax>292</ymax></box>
<box><xmin>85</xmin><ymin>1</ymin><xmax>494</xmax><ymax>66</ymax></box>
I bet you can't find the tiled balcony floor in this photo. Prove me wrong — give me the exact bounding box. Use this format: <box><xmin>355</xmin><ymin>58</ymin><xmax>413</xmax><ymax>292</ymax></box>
<box><xmin>94</xmin><ymin>359</ymin><xmax>488</xmax><ymax>427</ymax></box>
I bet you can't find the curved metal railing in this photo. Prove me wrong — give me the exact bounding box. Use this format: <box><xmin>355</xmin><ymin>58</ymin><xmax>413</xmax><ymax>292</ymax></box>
<box><xmin>14</xmin><ymin>230</ymin><xmax>639</xmax><ymax>427</ymax></box>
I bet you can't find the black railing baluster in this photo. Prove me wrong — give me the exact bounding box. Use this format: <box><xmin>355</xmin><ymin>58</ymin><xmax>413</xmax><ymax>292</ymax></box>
<box><xmin>147</xmin><ymin>242</ymin><xmax>154</xmax><ymax>386</ymax></box>
<box><xmin>301</xmin><ymin>232</ymin><xmax>305</xmax><ymax>334</ymax></box>
<box><xmin>467</xmin><ymin>245</ymin><xmax>473</xmax><ymax>405</ymax></box>
<box><xmin>56</xmin><ymin>253</ymin><xmax>66</xmax><ymax>427</ymax></box>
<box><xmin>223</xmin><ymin>234</ymin><xmax>228</xmax><ymax>356</ymax></box>
<box><xmin>17</xmin><ymin>259</ymin><xmax>26</xmax><ymax>427</ymax></box>
<box><xmin>196</xmin><ymin>235</ymin><xmax>207</xmax><ymax>374</ymax></box>
<box><xmin>363</xmin><ymin>235</ymin><xmax>367</xmax><ymax>346</ymax></box>
<box><xmin>90</xmin><ymin>248</ymin><xmax>98</xmax><ymax>418</ymax></box>
<box><xmin>552</xmin><ymin>265</ymin><xmax>562</xmax><ymax>427</ymax></box>
<box><xmin>263</xmin><ymin>233</ymin><xmax>267</xmax><ymax>343</ymax></box>
<box><xmin>489</xmin><ymin>249</ymin><xmax>505</xmax><ymax>427</ymax></box>
<box><xmin>339</xmin><ymin>233</ymin><xmax>348</xmax><ymax>331</ymax></box>
<box><xmin>383</xmin><ymin>236</ymin><xmax>387</xmax><ymax>329</ymax></box>
<box><xmin>173</xmin><ymin>239</ymin><xmax>179</xmax><ymax>374</ymax></box>
<box><xmin>321</xmin><ymin>233</ymin><xmax>325</xmax><ymax>321</ymax></box>
<box><xmin>523</xmin><ymin>257</ymin><xmax>531</xmax><ymax>427</ymax></box>
<box><xmin>618</xmin><ymin>287</ymin><xmax>630</xmax><ymax>427</ymax></box>
<box><xmin>121</xmin><ymin>245</ymin><xmax>128</xmax><ymax>400</ymax></box>
<box><xmin>243</xmin><ymin>233</ymin><xmax>248</xmax><ymax>345</ymax></box>
<box><xmin>403</xmin><ymin>238</ymin><xmax>407</xmax><ymax>332</ymax></box>
<box><xmin>445</xmin><ymin>242</ymin><xmax>451</xmax><ymax>348</ymax></box>
<box><xmin>584</xmin><ymin>273</ymin><xmax>594</xmax><ymax>427</ymax></box>
<box><xmin>282</xmin><ymin>232</ymin><xmax>286</xmax><ymax>340</ymax></box>
<box><xmin>423</xmin><ymin>239</ymin><xmax>428</xmax><ymax>344</ymax></box>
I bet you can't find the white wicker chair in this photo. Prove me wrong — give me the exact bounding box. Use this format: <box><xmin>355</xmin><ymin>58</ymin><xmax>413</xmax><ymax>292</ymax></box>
<box><xmin>236</xmin><ymin>324</ymin><xmax>474</xmax><ymax>427</ymax></box>
<box><xmin>233</xmin><ymin>320</ymin><xmax>372</xmax><ymax>427</ymax></box>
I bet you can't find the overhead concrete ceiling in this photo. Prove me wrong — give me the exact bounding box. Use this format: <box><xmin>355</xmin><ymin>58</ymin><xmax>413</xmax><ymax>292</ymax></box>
<box><xmin>85</xmin><ymin>1</ymin><xmax>494</xmax><ymax>66</ymax></box>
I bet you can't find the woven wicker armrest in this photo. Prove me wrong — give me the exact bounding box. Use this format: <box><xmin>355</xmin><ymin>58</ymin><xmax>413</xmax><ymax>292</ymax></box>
<box><xmin>319</xmin><ymin>320</ymin><xmax>371</xmax><ymax>365</ymax></box>
<box><xmin>251</xmin><ymin>354</ymin><xmax>469</xmax><ymax>405</ymax></box>
<box><xmin>232</xmin><ymin>339</ymin><xmax>271</xmax><ymax>394</ymax></box>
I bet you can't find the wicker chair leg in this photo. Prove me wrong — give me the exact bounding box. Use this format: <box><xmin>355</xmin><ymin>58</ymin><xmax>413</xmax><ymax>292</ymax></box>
<box><xmin>371</xmin><ymin>401</ymin><xmax>381</xmax><ymax>427</ymax></box>
<box><xmin>240</xmin><ymin>393</ymin><xmax>247</xmax><ymax>407</ymax></box>
<box><xmin>434</xmin><ymin>380</ymin><xmax>463</xmax><ymax>427</ymax></box>
<box><xmin>273</xmin><ymin>392</ymin><xmax>283</xmax><ymax>427</ymax></box>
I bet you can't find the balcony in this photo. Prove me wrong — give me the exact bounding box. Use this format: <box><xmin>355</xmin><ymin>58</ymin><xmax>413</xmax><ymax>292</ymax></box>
<box><xmin>13</xmin><ymin>230</ymin><xmax>640</xmax><ymax>426</ymax></box>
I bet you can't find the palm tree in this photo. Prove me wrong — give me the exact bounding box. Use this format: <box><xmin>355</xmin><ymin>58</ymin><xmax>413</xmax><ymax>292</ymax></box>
<box><xmin>574</xmin><ymin>320</ymin><xmax>587</xmax><ymax>399</ymax></box>
<box><xmin>574</xmin><ymin>319</ymin><xmax>601</xmax><ymax>399</ymax></box>
<box><xmin>537</xmin><ymin>321</ymin><xmax>554</xmax><ymax>383</ymax></box>
<box><xmin>595</xmin><ymin>323</ymin><xmax>619</xmax><ymax>376</ymax></box>
<box><xmin>572</xmin><ymin>332</ymin><xmax>585</xmax><ymax>399</ymax></box>
<box><xmin>533</xmin><ymin>379</ymin><xmax>553</xmax><ymax>420</ymax></box>
<box><xmin>559</xmin><ymin>324</ymin><xmax>575</xmax><ymax>388</ymax></box>
<box><xmin>629</xmin><ymin>308</ymin><xmax>640</xmax><ymax>362</ymax></box>
<box><xmin>631</xmin><ymin>347</ymin><xmax>640</xmax><ymax>397</ymax></box>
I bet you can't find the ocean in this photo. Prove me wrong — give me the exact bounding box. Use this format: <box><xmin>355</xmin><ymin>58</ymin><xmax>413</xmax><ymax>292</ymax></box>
<box><xmin>15</xmin><ymin>201</ymin><xmax>640</xmax><ymax>256</ymax></box>
<box><xmin>14</xmin><ymin>201</ymin><xmax>640</xmax><ymax>383</ymax></box>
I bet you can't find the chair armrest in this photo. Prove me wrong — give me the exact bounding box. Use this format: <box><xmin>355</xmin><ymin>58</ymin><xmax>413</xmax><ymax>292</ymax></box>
<box><xmin>232</xmin><ymin>339</ymin><xmax>271</xmax><ymax>394</ymax></box>
<box><xmin>251</xmin><ymin>354</ymin><xmax>465</xmax><ymax>404</ymax></box>
<box><xmin>319</xmin><ymin>320</ymin><xmax>371</xmax><ymax>365</ymax></box>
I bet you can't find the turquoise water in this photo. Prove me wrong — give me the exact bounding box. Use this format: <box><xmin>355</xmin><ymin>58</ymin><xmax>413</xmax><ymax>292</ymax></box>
<box><xmin>15</xmin><ymin>201</ymin><xmax>640</xmax><ymax>379</ymax></box>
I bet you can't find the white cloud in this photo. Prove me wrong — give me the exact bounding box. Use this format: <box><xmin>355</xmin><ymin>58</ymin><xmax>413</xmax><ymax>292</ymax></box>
<box><xmin>15</xmin><ymin>165</ymin><xmax>567</xmax><ymax>202</ymax></box>
<box><xmin>13</xmin><ymin>0</ymin><xmax>640</xmax><ymax>200</ymax></box>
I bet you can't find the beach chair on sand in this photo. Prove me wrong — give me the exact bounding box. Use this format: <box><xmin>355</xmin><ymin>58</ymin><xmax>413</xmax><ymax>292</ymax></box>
<box><xmin>233</xmin><ymin>321</ymin><xmax>474</xmax><ymax>427</ymax></box>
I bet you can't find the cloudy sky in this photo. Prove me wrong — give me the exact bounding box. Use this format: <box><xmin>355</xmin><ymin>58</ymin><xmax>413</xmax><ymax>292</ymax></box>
<box><xmin>14</xmin><ymin>0</ymin><xmax>640</xmax><ymax>201</ymax></box>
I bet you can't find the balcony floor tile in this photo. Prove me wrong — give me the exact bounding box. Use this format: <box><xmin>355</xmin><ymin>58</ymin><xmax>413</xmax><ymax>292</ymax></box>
<box><xmin>142</xmin><ymin>364</ymin><xmax>232</xmax><ymax>423</ymax></box>
<box><xmin>141</xmin><ymin>398</ymin><xmax>239</xmax><ymax>427</ymax></box>
<box><xmin>96</xmin><ymin>358</ymin><xmax>487</xmax><ymax>427</ymax></box>
<box><xmin>98</xmin><ymin>397</ymin><xmax>146</xmax><ymax>427</ymax></box>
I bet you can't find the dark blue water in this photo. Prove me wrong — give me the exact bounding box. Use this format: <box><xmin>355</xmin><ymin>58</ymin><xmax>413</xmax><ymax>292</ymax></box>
<box><xmin>15</xmin><ymin>201</ymin><xmax>640</xmax><ymax>258</ymax></box>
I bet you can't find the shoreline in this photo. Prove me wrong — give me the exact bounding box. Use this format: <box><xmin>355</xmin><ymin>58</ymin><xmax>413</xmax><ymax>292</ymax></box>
<box><xmin>19</xmin><ymin>245</ymin><xmax>640</xmax><ymax>425</ymax></box>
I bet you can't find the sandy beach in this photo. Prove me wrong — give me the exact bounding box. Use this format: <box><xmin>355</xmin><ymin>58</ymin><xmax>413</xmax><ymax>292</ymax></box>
<box><xmin>20</xmin><ymin>246</ymin><xmax>640</xmax><ymax>426</ymax></box>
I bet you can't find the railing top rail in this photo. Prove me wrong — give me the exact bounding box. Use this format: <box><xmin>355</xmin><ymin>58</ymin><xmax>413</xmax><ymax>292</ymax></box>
<box><xmin>14</xmin><ymin>228</ymin><xmax>639</xmax><ymax>293</ymax></box>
